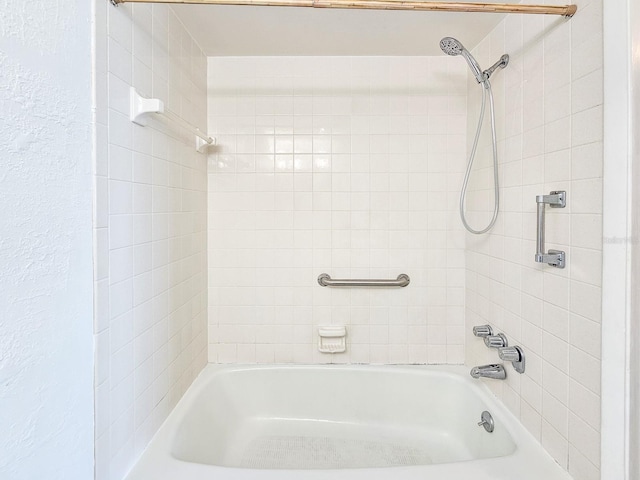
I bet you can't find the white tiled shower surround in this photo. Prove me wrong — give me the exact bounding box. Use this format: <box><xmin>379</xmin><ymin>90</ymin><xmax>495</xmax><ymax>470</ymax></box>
<box><xmin>207</xmin><ymin>56</ymin><xmax>469</xmax><ymax>365</ymax></box>
<box><xmin>93</xmin><ymin>2</ymin><xmax>208</xmax><ymax>479</ymax></box>
<box><xmin>464</xmin><ymin>0</ymin><xmax>603</xmax><ymax>478</ymax></box>
<box><xmin>92</xmin><ymin>3</ymin><xmax>606</xmax><ymax>480</ymax></box>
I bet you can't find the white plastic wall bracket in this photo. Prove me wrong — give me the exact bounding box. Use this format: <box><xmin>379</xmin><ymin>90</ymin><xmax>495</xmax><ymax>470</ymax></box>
<box><xmin>130</xmin><ymin>87</ymin><xmax>163</xmax><ymax>126</ymax></box>
<box><xmin>130</xmin><ymin>86</ymin><xmax>215</xmax><ymax>153</ymax></box>
<box><xmin>318</xmin><ymin>326</ymin><xmax>347</xmax><ymax>353</ymax></box>
<box><xmin>196</xmin><ymin>135</ymin><xmax>216</xmax><ymax>153</ymax></box>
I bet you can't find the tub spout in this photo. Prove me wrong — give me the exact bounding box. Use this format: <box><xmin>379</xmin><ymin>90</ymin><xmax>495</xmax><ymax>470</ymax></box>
<box><xmin>470</xmin><ymin>364</ymin><xmax>506</xmax><ymax>380</ymax></box>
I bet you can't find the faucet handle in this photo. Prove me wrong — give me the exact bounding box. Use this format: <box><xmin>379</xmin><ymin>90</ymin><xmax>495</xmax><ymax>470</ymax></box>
<box><xmin>498</xmin><ymin>346</ymin><xmax>521</xmax><ymax>362</ymax></box>
<box><xmin>499</xmin><ymin>346</ymin><xmax>525</xmax><ymax>374</ymax></box>
<box><xmin>473</xmin><ymin>325</ymin><xmax>493</xmax><ymax>337</ymax></box>
<box><xmin>484</xmin><ymin>333</ymin><xmax>508</xmax><ymax>349</ymax></box>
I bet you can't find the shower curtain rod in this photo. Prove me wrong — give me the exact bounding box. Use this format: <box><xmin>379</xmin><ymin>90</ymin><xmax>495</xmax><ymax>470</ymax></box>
<box><xmin>110</xmin><ymin>0</ymin><xmax>578</xmax><ymax>17</ymax></box>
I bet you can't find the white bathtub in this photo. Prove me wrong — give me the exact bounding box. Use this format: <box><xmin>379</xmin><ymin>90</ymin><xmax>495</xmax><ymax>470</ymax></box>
<box><xmin>126</xmin><ymin>365</ymin><xmax>572</xmax><ymax>480</ymax></box>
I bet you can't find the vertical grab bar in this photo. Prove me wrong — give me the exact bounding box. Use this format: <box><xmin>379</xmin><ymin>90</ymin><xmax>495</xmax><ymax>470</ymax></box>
<box><xmin>535</xmin><ymin>191</ymin><xmax>566</xmax><ymax>268</ymax></box>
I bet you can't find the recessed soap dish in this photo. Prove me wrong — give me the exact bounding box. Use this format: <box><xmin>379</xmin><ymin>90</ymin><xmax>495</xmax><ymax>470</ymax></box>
<box><xmin>318</xmin><ymin>326</ymin><xmax>347</xmax><ymax>353</ymax></box>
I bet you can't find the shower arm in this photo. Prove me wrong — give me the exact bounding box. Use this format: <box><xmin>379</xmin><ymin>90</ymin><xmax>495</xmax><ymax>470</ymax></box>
<box><xmin>483</xmin><ymin>55</ymin><xmax>510</xmax><ymax>80</ymax></box>
<box><xmin>110</xmin><ymin>0</ymin><xmax>578</xmax><ymax>18</ymax></box>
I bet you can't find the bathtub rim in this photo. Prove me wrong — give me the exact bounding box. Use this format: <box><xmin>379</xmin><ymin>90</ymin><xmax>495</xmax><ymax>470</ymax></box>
<box><xmin>125</xmin><ymin>363</ymin><xmax>573</xmax><ymax>480</ymax></box>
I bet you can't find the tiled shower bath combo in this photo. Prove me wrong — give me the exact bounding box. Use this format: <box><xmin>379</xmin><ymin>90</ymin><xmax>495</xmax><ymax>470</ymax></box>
<box><xmin>91</xmin><ymin>1</ymin><xmax>603</xmax><ymax>479</ymax></box>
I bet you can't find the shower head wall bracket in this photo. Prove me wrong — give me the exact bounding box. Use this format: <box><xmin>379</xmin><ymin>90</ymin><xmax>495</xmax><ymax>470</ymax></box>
<box><xmin>483</xmin><ymin>54</ymin><xmax>510</xmax><ymax>80</ymax></box>
<box><xmin>440</xmin><ymin>37</ymin><xmax>509</xmax><ymax>86</ymax></box>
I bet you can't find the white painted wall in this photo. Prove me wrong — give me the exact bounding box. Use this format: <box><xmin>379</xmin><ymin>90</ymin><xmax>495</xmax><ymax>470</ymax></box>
<box><xmin>601</xmin><ymin>0</ymin><xmax>638</xmax><ymax>478</ymax></box>
<box><xmin>630</xmin><ymin>1</ymin><xmax>640</xmax><ymax>473</ymax></box>
<box><xmin>207</xmin><ymin>56</ymin><xmax>468</xmax><ymax>364</ymax></box>
<box><xmin>173</xmin><ymin>4</ymin><xmax>506</xmax><ymax>56</ymax></box>
<box><xmin>0</xmin><ymin>1</ymin><xmax>94</xmax><ymax>479</ymax></box>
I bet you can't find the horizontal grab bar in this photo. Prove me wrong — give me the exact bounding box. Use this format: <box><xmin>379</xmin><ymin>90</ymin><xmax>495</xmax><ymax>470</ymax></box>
<box><xmin>317</xmin><ymin>273</ymin><xmax>410</xmax><ymax>288</ymax></box>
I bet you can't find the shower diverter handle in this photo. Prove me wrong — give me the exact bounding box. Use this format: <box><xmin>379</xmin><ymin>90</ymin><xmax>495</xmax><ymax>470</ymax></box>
<box><xmin>535</xmin><ymin>191</ymin><xmax>566</xmax><ymax>269</ymax></box>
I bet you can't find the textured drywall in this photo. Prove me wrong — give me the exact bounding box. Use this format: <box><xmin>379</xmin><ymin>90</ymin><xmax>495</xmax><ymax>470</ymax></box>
<box><xmin>0</xmin><ymin>1</ymin><xmax>94</xmax><ymax>479</ymax></box>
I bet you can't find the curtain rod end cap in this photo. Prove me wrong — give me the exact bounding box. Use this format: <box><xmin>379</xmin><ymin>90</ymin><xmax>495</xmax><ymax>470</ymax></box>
<box><xmin>565</xmin><ymin>5</ymin><xmax>578</xmax><ymax>17</ymax></box>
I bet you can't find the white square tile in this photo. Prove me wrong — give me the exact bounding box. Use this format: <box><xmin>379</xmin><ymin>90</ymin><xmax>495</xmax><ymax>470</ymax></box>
<box><xmin>199</xmin><ymin>42</ymin><xmax>603</xmax><ymax>480</ymax></box>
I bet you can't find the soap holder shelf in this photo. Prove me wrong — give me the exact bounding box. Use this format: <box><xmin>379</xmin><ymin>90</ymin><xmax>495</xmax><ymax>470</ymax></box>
<box><xmin>318</xmin><ymin>326</ymin><xmax>347</xmax><ymax>353</ymax></box>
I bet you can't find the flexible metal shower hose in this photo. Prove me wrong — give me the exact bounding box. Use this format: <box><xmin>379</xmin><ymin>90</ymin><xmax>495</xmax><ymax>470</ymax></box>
<box><xmin>459</xmin><ymin>79</ymin><xmax>499</xmax><ymax>234</ymax></box>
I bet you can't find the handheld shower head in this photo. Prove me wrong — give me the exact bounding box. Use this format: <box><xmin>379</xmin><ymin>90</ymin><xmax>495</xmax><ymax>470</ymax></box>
<box><xmin>439</xmin><ymin>37</ymin><xmax>464</xmax><ymax>56</ymax></box>
<box><xmin>439</xmin><ymin>37</ymin><xmax>486</xmax><ymax>84</ymax></box>
<box><xmin>440</xmin><ymin>37</ymin><xmax>509</xmax><ymax>235</ymax></box>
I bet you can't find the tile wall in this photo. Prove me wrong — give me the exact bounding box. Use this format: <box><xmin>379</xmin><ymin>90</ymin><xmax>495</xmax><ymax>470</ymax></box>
<box><xmin>93</xmin><ymin>2</ymin><xmax>208</xmax><ymax>479</ymax></box>
<box><xmin>91</xmin><ymin>2</ymin><xmax>604</xmax><ymax>478</ymax></box>
<box><xmin>463</xmin><ymin>1</ymin><xmax>603</xmax><ymax>478</ymax></box>
<box><xmin>207</xmin><ymin>56</ymin><xmax>468</xmax><ymax>364</ymax></box>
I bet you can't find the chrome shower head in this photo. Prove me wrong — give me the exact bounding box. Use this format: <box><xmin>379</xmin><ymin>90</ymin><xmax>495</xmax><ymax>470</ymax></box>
<box><xmin>439</xmin><ymin>37</ymin><xmax>464</xmax><ymax>56</ymax></box>
<box><xmin>439</xmin><ymin>36</ymin><xmax>486</xmax><ymax>84</ymax></box>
